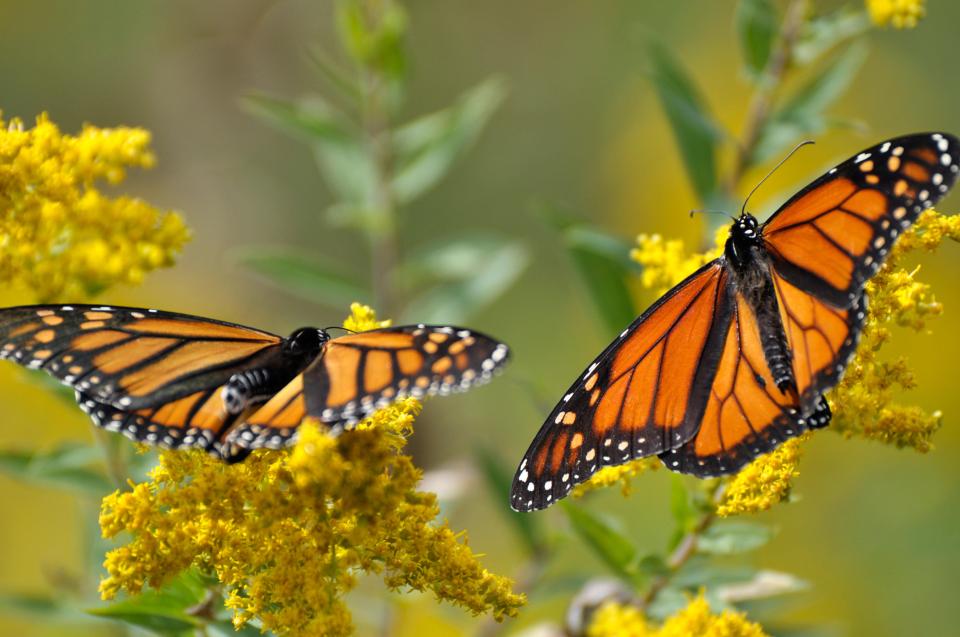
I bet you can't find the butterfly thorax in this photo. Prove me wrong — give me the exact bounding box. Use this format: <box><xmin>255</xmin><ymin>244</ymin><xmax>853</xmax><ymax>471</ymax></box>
<box><xmin>724</xmin><ymin>213</ymin><xmax>796</xmax><ymax>394</ymax></box>
<box><xmin>222</xmin><ymin>328</ymin><xmax>329</xmax><ymax>415</ymax></box>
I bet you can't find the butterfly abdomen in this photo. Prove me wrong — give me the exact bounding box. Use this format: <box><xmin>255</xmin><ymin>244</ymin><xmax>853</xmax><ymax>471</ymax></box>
<box><xmin>726</xmin><ymin>242</ymin><xmax>795</xmax><ymax>393</ymax></box>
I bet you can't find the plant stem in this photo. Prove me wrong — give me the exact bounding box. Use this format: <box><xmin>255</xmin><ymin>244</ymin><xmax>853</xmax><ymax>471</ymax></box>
<box><xmin>724</xmin><ymin>0</ymin><xmax>809</xmax><ymax>199</ymax></box>
<box><xmin>358</xmin><ymin>7</ymin><xmax>401</xmax><ymax>317</ymax></box>
<box><xmin>640</xmin><ymin>481</ymin><xmax>724</xmax><ymax>611</ymax></box>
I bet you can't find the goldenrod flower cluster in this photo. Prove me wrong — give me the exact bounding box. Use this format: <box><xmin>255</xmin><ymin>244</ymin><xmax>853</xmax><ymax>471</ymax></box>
<box><xmin>829</xmin><ymin>210</ymin><xmax>960</xmax><ymax>451</ymax></box>
<box><xmin>0</xmin><ymin>112</ymin><xmax>189</xmax><ymax>301</ymax></box>
<box><xmin>588</xmin><ymin>594</ymin><xmax>769</xmax><ymax>637</ymax></box>
<box><xmin>866</xmin><ymin>0</ymin><xmax>925</xmax><ymax>28</ymax></box>
<box><xmin>99</xmin><ymin>305</ymin><xmax>524</xmax><ymax>636</ymax></box>
<box><xmin>716</xmin><ymin>435</ymin><xmax>808</xmax><ymax>517</ymax></box>
<box><xmin>572</xmin><ymin>457</ymin><xmax>660</xmax><ymax>499</ymax></box>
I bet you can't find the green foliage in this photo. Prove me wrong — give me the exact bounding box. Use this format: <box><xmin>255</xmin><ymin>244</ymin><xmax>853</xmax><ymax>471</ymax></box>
<box><xmin>0</xmin><ymin>443</ymin><xmax>113</xmax><ymax>496</ymax></box>
<box><xmin>88</xmin><ymin>570</ymin><xmax>209</xmax><ymax>634</ymax></box>
<box><xmin>754</xmin><ymin>42</ymin><xmax>868</xmax><ymax>164</ymax></box>
<box><xmin>476</xmin><ymin>446</ymin><xmax>546</xmax><ymax>557</ymax></box>
<box><xmin>646</xmin><ymin>39</ymin><xmax>723</xmax><ymax>205</ymax></box>
<box><xmin>233</xmin><ymin>248</ymin><xmax>371</xmax><ymax>308</ymax></box>
<box><xmin>539</xmin><ymin>203</ymin><xmax>637</xmax><ymax>336</ymax></box>
<box><xmin>736</xmin><ymin>0</ymin><xmax>779</xmax><ymax>78</ymax></box>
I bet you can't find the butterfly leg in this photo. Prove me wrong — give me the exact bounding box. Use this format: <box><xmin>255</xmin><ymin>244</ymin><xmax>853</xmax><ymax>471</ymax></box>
<box><xmin>807</xmin><ymin>396</ymin><xmax>832</xmax><ymax>430</ymax></box>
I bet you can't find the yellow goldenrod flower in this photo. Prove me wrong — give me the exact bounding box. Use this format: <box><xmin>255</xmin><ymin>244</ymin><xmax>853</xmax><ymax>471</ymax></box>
<box><xmin>866</xmin><ymin>0</ymin><xmax>925</xmax><ymax>28</ymax></box>
<box><xmin>587</xmin><ymin>601</ymin><xmax>654</xmax><ymax>637</ymax></box>
<box><xmin>658</xmin><ymin>593</ymin><xmax>769</xmax><ymax>637</ymax></box>
<box><xmin>0</xmin><ymin>112</ymin><xmax>189</xmax><ymax>301</ymax></box>
<box><xmin>573</xmin><ymin>457</ymin><xmax>660</xmax><ymax>500</ymax></box>
<box><xmin>588</xmin><ymin>594</ymin><xmax>769</xmax><ymax>637</ymax></box>
<box><xmin>828</xmin><ymin>210</ymin><xmax>960</xmax><ymax>451</ymax></box>
<box><xmin>99</xmin><ymin>304</ymin><xmax>524</xmax><ymax>636</ymax></box>
<box><xmin>716</xmin><ymin>435</ymin><xmax>808</xmax><ymax>517</ymax></box>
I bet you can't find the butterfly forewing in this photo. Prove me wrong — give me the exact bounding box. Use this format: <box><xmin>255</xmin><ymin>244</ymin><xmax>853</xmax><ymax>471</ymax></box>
<box><xmin>763</xmin><ymin>132</ymin><xmax>960</xmax><ymax>307</ymax></box>
<box><xmin>511</xmin><ymin>262</ymin><xmax>731</xmax><ymax>511</ymax></box>
<box><xmin>223</xmin><ymin>325</ymin><xmax>509</xmax><ymax>455</ymax></box>
<box><xmin>0</xmin><ymin>304</ymin><xmax>283</xmax><ymax>410</ymax></box>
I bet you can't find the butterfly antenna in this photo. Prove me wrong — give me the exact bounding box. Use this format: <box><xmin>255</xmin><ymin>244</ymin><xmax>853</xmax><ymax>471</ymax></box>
<box><xmin>741</xmin><ymin>140</ymin><xmax>815</xmax><ymax>216</ymax></box>
<box><xmin>689</xmin><ymin>208</ymin><xmax>736</xmax><ymax>221</ymax></box>
<box><xmin>323</xmin><ymin>326</ymin><xmax>356</xmax><ymax>335</ymax></box>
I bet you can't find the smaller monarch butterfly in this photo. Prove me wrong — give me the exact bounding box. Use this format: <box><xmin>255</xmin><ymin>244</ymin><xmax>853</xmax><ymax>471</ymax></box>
<box><xmin>0</xmin><ymin>305</ymin><xmax>509</xmax><ymax>461</ymax></box>
<box><xmin>512</xmin><ymin>132</ymin><xmax>960</xmax><ymax>512</ymax></box>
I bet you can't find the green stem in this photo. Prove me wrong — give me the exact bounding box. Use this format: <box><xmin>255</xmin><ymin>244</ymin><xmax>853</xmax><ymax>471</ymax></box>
<box><xmin>724</xmin><ymin>0</ymin><xmax>809</xmax><ymax>201</ymax></box>
<box><xmin>640</xmin><ymin>481</ymin><xmax>724</xmax><ymax>611</ymax></box>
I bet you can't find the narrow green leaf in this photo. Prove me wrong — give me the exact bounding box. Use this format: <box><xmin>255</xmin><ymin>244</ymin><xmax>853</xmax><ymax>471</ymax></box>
<box><xmin>562</xmin><ymin>502</ymin><xmax>644</xmax><ymax>586</ymax></box>
<box><xmin>0</xmin><ymin>443</ymin><xmax>114</xmax><ymax>496</ymax></box>
<box><xmin>307</xmin><ymin>46</ymin><xmax>362</xmax><ymax>103</ymax></box>
<box><xmin>233</xmin><ymin>247</ymin><xmax>370</xmax><ymax>307</ymax></box>
<box><xmin>647</xmin><ymin>40</ymin><xmax>723</xmax><ymax>203</ymax></box>
<box><xmin>475</xmin><ymin>446</ymin><xmax>545</xmax><ymax>557</ymax></box>
<box><xmin>794</xmin><ymin>8</ymin><xmax>870</xmax><ymax>65</ymax></box>
<box><xmin>88</xmin><ymin>570</ymin><xmax>207</xmax><ymax>633</ymax></box>
<box><xmin>401</xmin><ymin>240</ymin><xmax>528</xmax><ymax>324</ymax></box>
<box><xmin>753</xmin><ymin>42</ymin><xmax>868</xmax><ymax>164</ymax></box>
<box><xmin>538</xmin><ymin>204</ymin><xmax>637</xmax><ymax>337</ymax></box>
<box><xmin>242</xmin><ymin>93</ymin><xmax>355</xmax><ymax>146</ymax></box>
<box><xmin>392</xmin><ymin>76</ymin><xmax>507</xmax><ymax>204</ymax></box>
<box><xmin>736</xmin><ymin>0</ymin><xmax>778</xmax><ymax>78</ymax></box>
<box><xmin>0</xmin><ymin>593</ymin><xmax>93</xmax><ymax>622</ymax></box>
<box><xmin>242</xmin><ymin>93</ymin><xmax>377</xmax><ymax>204</ymax></box>
<box><xmin>697</xmin><ymin>521</ymin><xmax>775</xmax><ymax>555</ymax></box>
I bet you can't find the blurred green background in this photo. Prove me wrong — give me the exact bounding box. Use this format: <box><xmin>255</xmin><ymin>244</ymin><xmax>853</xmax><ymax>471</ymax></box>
<box><xmin>1</xmin><ymin>1</ymin><xmax>959</xmax><ymax>635</ymax></box>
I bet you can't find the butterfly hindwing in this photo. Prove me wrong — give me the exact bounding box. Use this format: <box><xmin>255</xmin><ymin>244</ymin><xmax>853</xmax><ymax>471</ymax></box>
<box><xmin>511</xmin><ymin>262</ymin><xmax>732</xmax><ymax>511</ymax></box>
<box><xmin>660</xmin><ymin>290</ymin><xmax>856</xmax><ymax>476</ymax></box>
<box><xmin>763</xmin><ymin>132</ymin><xmax>960</xmax><ymax>307</ymax></box>
<box><xmin>223</xmin><ymin>325</ymin><xmax>509</xmax><ymax>455</ymax></box>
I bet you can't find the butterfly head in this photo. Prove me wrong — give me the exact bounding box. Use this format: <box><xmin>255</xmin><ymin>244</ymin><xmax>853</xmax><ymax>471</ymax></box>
<box><xmin>725</xmin><ymin>213</ymin><xmax>761</xmax><ymax>269</ymax></box>
<box><xmin>284</xmin><ymin>327</ymin><xmax>330</xmax><ymax>357</ymax></box>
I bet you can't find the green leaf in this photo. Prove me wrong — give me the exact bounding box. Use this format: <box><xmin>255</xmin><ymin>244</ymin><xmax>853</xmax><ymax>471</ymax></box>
<box><xmin>307</xmin><ymin>46</ymin><xmax>362</xmax><ymax>104</ymax></box>
<box><xmin>88</xmin><ymin>570</ymin><xmax>208</xmax><ymax>634</ymax></box>
<box><xmin>697</xmin><ymin>521</ymin><xmax>775</xmax><ymax>555</ymax></box>
<box><xmin>242</xmin><ymin>93</ymin><xmax>377</xmax><ymax>204</ymax></box>
<box><xmin>538</xmin><ymin>204</ymin><xmax>637</xmax><ymax>337</ymax></box>
<box><xmin>233</xmin><ymin>247</ymin><xmax>370</xmax><ymax>307</ymax></box>
<box><xmin>736</xmin><ymin>0</ymin><xmax>778</xmax><ymax>78</ymax></box>
<box><xmin>794</xmin><ymin>8</ymin><xmax>870</xmax><ymax>65</ymax></box>
<box><xmin>392</xmin><ymin>76</ymin><xmax>507</xmax><ymax>204</ymax></box>
<box><xmin>336</xmin><ymin>0</ymin><xmax>408</xmax><ymax>82</ymax></box>
<box><xmin>401</xmin><ymin>238</ymin><xmax>528</xmax><ymax>324</ymax></box>
<box><xmin>0</xmin><ymin>443</ymin><xmax>114</xmax><ymax>496</ymax></box>
<box><xmin>667</xmin><ymin>475</ymin><xmax>698</xmax><ymax>550</ymax></box>
<box><xmin>562</xmin><ymin>502</ymin><xmax>646</xmax><ymax>586</ymax></box>
<box><xmin>475</xmin><ymin>446</ymin><xmax>545</xmax><ymax>557</ymax></box>
<box><xmin>753</xmin><ymin>42</ymin><xmax>867</xmax><ymax>164</ymax></box>
<box><xmin>647</xmin><ymin>39</ymin><xmax>723</xmax><ymax>203</ymax></box>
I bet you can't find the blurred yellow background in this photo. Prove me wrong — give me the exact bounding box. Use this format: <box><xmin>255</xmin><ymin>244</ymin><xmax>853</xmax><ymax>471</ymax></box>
<box><xmin>1</xmin><ymin>1</ymin><xmax>958</xmax><ymax>635</ymax></box>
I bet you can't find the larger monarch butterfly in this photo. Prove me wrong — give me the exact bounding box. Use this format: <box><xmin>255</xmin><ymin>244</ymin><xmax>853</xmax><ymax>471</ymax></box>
<box><xmin>0</xmin><ymin>306</ymin><xmax>509</xmax><ymax>461</ymax></box>
<box><xmin>512</xmin><ymin>132</ymin><xmax>960</xmax><ymax>511</ymax></box>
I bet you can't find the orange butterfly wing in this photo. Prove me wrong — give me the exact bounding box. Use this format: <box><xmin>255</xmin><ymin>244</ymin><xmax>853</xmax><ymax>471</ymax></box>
<box><xmin>0</xmin><ymin>304</ymin><xmax>282</xmax><ymax>409</ymax></box>
<box><xmin>225</xmin><ymin>325</ymin><xmax>509</xmax><ymax>455</ymax></box>
<box><xmin>511</xmin><ymin>263</ymin><xmax>731</xmax><ymax>511</ymax></box>
<box><xmin>763</xmin><ymin>133</ymin><xmax>959</xmax><ymax>307</ymax></box>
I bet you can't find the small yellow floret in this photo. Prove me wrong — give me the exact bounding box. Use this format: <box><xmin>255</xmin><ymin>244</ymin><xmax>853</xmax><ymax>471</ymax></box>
<box><xmin>866</xmin><ymin>0</ymin><xmax>925</xmax><ymax>28</ymax></box>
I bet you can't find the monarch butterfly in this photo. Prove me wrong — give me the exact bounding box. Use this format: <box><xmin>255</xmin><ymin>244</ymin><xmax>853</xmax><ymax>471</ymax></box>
<box><xmin>512</xmin><ymin>132</ymin><xmax>960</xmax><ymax>511</ymax></box>
<box><xmin>0</xmin><ymin>306</ymin><xmax>509</xmax><ymax>461</ymax></box>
